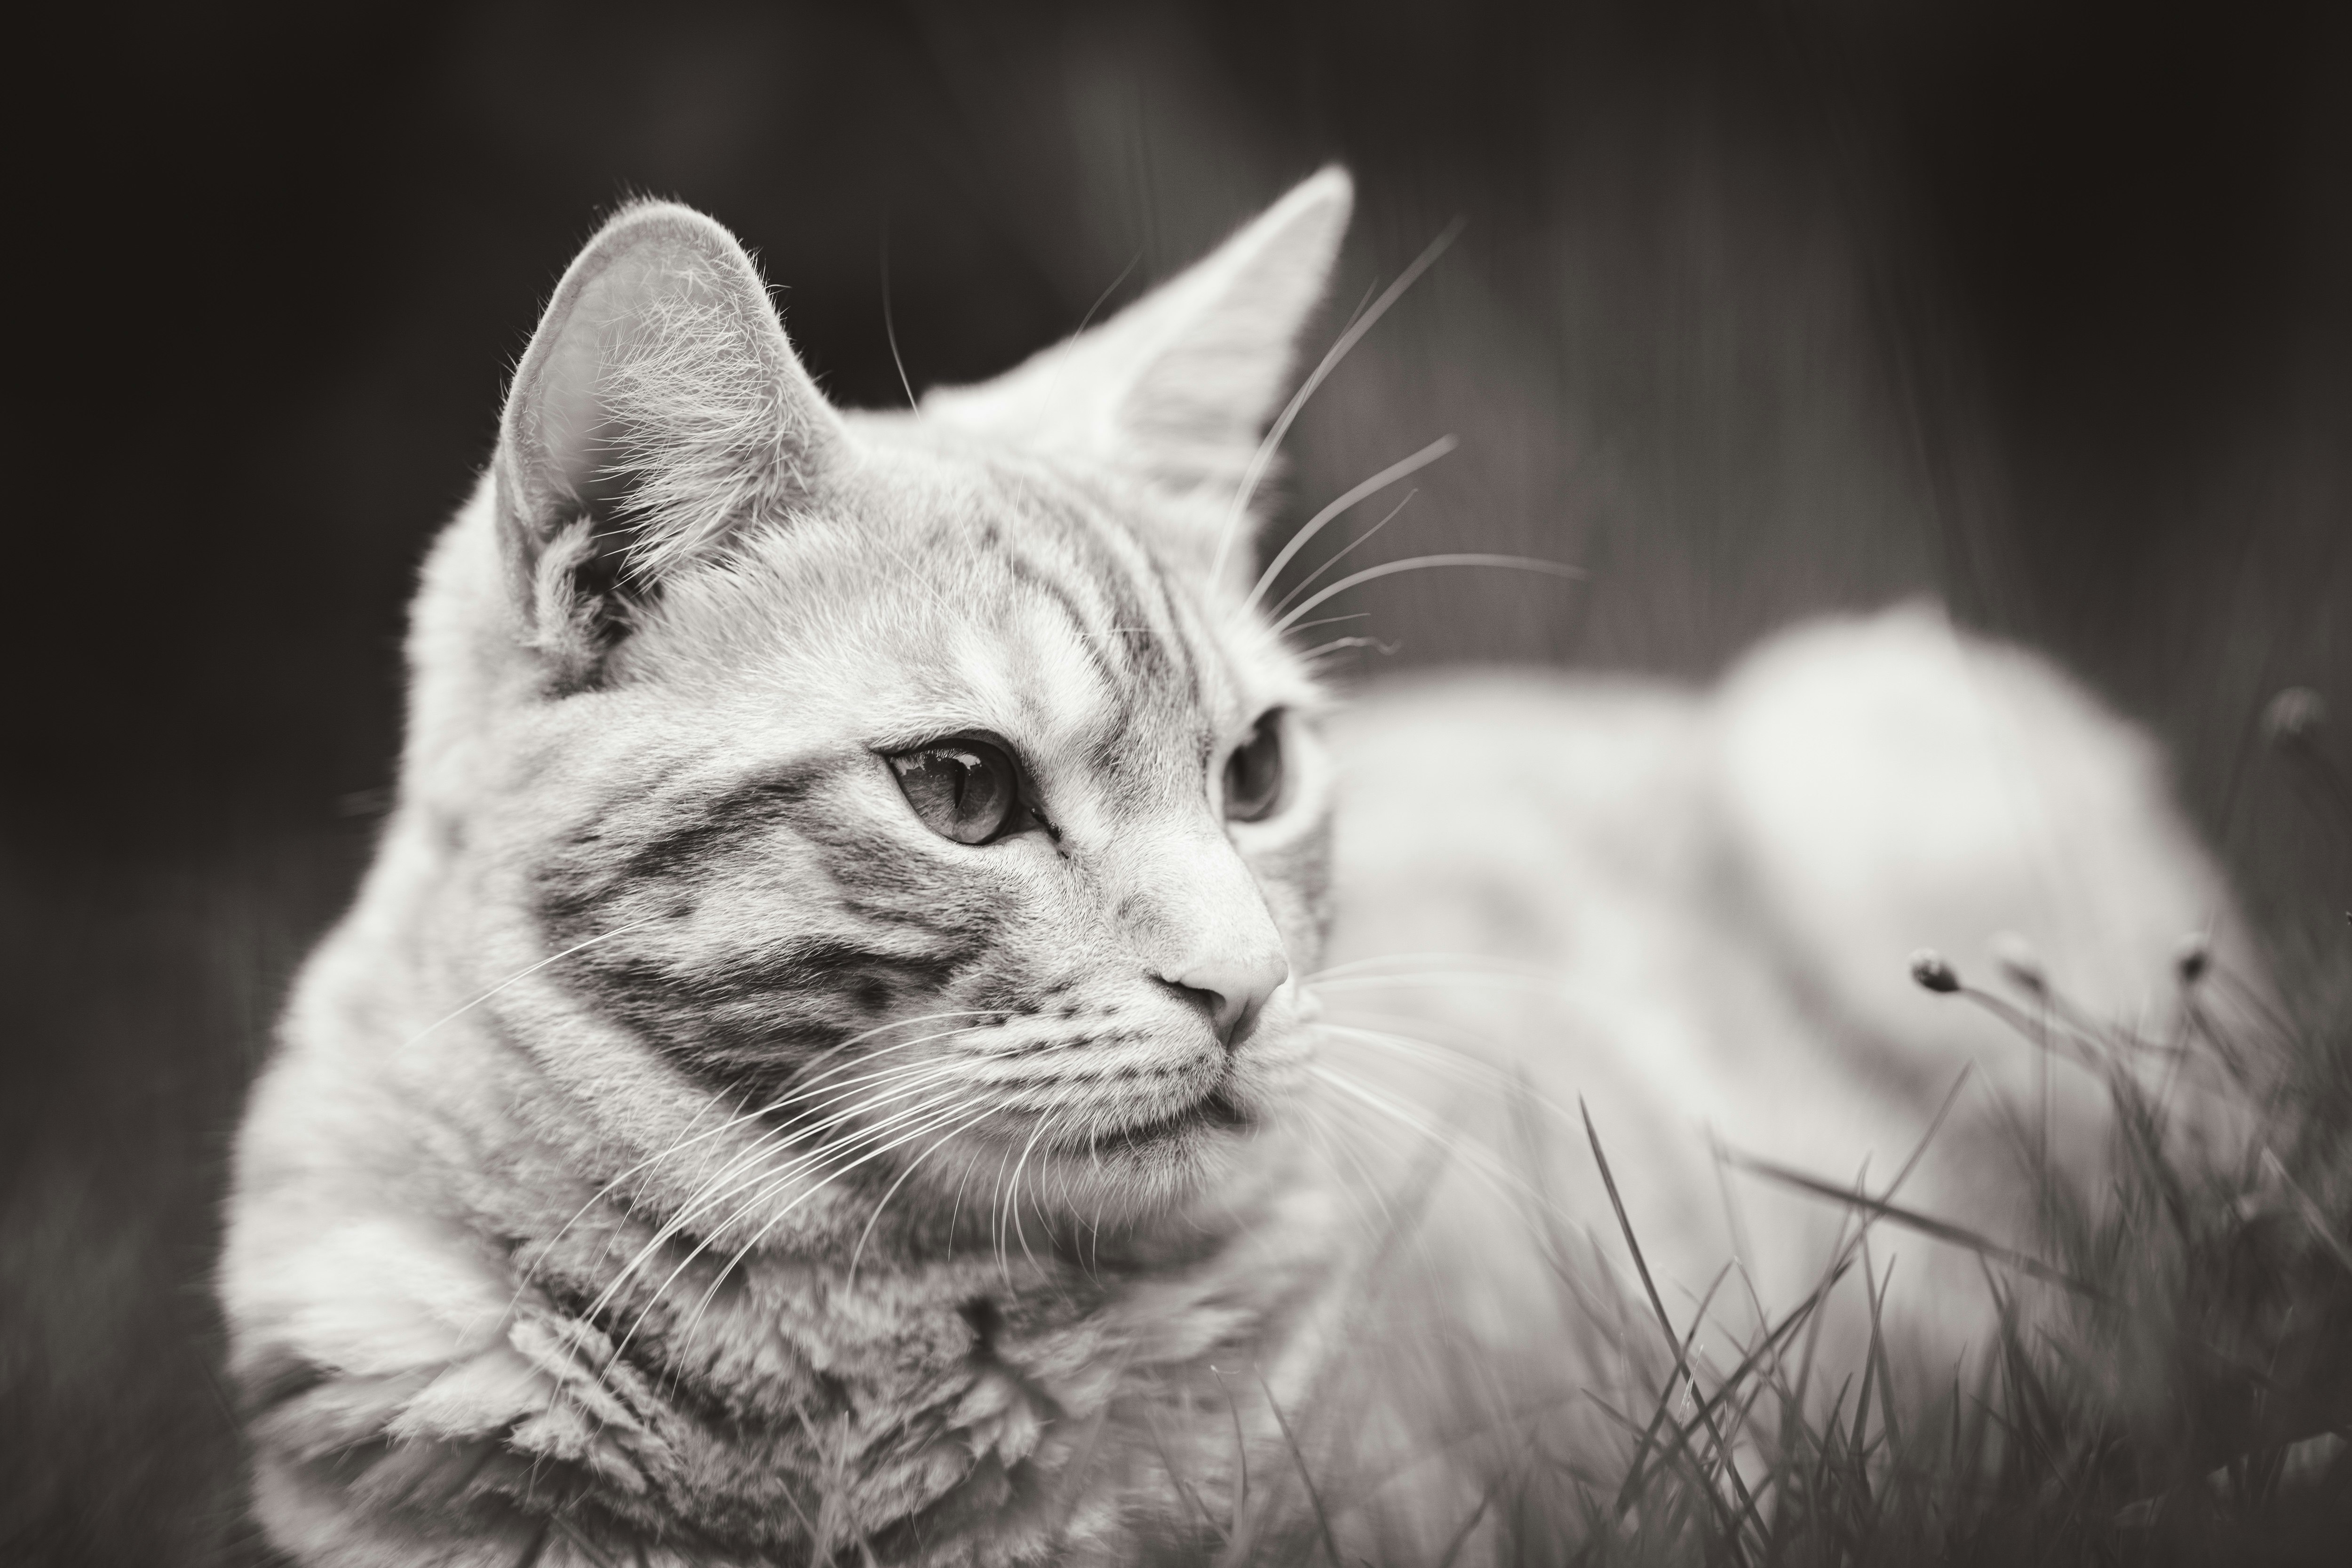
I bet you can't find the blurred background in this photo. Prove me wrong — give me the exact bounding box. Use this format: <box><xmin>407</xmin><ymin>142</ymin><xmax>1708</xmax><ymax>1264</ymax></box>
<box><xmin>5</xmin><ymin>0</ymin><xmax>2347</xmax><ymax>1560</ymax></box>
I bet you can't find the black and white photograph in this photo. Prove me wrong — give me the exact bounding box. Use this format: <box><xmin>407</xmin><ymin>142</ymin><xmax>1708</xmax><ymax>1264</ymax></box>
<box><xmin>7</xmin><ymin>2</ymin><xmax>2350</xmax><ymax>1563</ymax></box>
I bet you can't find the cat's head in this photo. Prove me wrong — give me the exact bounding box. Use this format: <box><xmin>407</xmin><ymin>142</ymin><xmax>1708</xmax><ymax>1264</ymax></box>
<box><xmin>408</xmin><ymin>172</ymin><xmax>1355</xmax><ymax>1236</ymax></box>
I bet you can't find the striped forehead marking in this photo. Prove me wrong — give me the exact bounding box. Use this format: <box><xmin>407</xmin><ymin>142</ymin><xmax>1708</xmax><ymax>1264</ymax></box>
<box><xmin>964</xmin><ymin>476</ymin><xmax>1232</xmax><ymax>763</ymax></box>
<box><xmin>998</xmin><ymin>546</ymin><xmax>1124</xmax><ymax>707</ymax></box>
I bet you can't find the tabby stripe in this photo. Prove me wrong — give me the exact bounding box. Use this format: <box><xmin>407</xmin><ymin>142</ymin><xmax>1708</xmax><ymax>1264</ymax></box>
<box><xmin>537</xmin><ymin>763</ymin><xmax>828</xmax><ymax>935</ymax></box>
<box><xmin>575</xmin><ymin>935</ymin><xmax>978</xmax><ymax>1098</ymax></box>
<box><xmin>1000</xmin><ymin>544</ymin><xmax>1122</xmax><ymax>706</ymax></box>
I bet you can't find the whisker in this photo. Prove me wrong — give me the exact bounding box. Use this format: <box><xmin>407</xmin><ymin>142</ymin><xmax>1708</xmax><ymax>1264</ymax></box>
<box><xmin>527</xmin><ymin>1014</ymin><xmax>1000</xmax><ymax>1290</ymax></box>
<box><xmin>1296</xmin><ymin>1098</ymin><xmax>1401</xmax><ymax>1239</ymax></box>
<box><xmin>755</xmin><ymin>1034</ymin><xmax>989</xmax><ymax>1117</ymax></box>
<box><xmin>846</xmin><ymin>1103</ymin><xmax>1004</xmax><ymax>1283</ymax></box>
<box><xmin>1001</xmin><ymin>1110</ymin><xmax>1064</xmax><ymax>1278</ymax></box>
<box><xmin>394</xmin><ymin>915</ymin><xmax>661</xmax><ymax>1056</ymax></box>
<box><xmin>985</xmin><ymin>1116</ymin><xmax>1027</xmax><ymax>1274</ymax></box>
<box><xmin>637</xmin><ymin>1125</ymin><xmax>952</xmax><ymax>1360</ymax></box>
<box><xmin>1028</xmin><ymin>249</ymin><xmax>1147</xmax><ymax>420</ymax></box>
<box><xmin>510</xmin><ymin>1082</ymin><xmax>750</xmax><ymax>1305</ymax></box>
<box><xmin>1307</xmin><ymin>1062</ymin><xmax>1565</xmax><ymax>1224</ymax></box>
<box><xmin>613</xmin><ymin>1089</ymin><xmax>982</xmax><ymax>1356</ymax></box>
<box><xmin>787</xmin><ymin>1009</ymin><xmax>1002</xmax><ymax>1088</ymax></box>
<box><xmin>1271</xmin><ymin>488</ymin><xmax>1419</xmax><ymax>617</ymax></box>
<box><xmin>548</xmin><ymin>1089</ymin><xmax>977</xmax><ymax>1421</ymax></box>
<box><xmin>597</xmin><ymin>1035</ymin><xmax>994</xmax><ymax>1251</ymax></box>
<box><xmin>1312</xmin><ymin>974</ymin><xmax>1569</xmax><ymax>995</ymax></box>
<box><xmin>1210</xmin><ymin>217</ymin><xmax>1465</xmax><ymax>583</ymax></box>
<box><xmin>1297</xmin><ymin>635</ymin><xmax>1394</xmax><ymax>663</ymax></box>
<box><xmin>1073</xmin><ymin>250</ymin><xmax>1147</xmax><ymax>337</ymax></box>
<box><xmin>667</xmin><ymin>1094</ymin><xmax>997</xmax><ymax>1343</ymax></box>
<box><xmin>947</xmin><ymin>1129</ymin><xmax>987</xmax><ymax>1252</ymax></box>
<box><xmin>1245</xmin><ymin>438</ymin><xmax>1457</xmax><ymax>614</ymax></box>
<box><xmin>1274</xmin><ymin>555</ymin><xmax>1585</xmax><ymax>634</ymax></box>
<box><xmin>582</xmin><ymin>1058</ymin><xmax>982</xmax><ymax>1327</ymax></box>
<box><xmin>1304</xmin><ymin>952</ymin><xmax>1565</xmax><ymax>983</ymax></box>
<box><xmin>1320</xmin><ymin>1021</ymin><xmax>1589</xmax><ymax>1125</ymax></box>
<box><xmin>880</xmin><ymin>230</ymin><xmax>916</xmax><ymax>411</ymax></box>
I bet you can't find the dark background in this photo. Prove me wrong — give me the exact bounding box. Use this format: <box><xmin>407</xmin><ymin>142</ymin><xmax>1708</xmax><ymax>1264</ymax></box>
<box><xmin>6</xmin><ymin>2</ymin><xmax>2348</xmax><ymax>1561</ymax></box>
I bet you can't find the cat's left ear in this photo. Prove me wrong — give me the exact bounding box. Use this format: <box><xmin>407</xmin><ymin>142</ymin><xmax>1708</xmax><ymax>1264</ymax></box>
<box><xmin>923</xmin><ymin>167</ymin><xmax>1353</xmax><ymax>509</ymax></box>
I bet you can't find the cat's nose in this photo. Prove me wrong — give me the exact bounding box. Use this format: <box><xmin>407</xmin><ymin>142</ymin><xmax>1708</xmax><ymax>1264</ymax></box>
<box><xmin>1161</xmin><ymin>948</ymin><xmax>1289</xmax><ymax>1049</ymax></box>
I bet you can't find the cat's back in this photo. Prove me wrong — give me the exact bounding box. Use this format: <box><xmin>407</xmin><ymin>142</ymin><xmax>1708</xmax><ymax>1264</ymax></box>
<box><xmin>1326</xmin><ymin>666</ymin><xmax>1714</xmax><ymax>973</ymax></box>
<box><xmin>1315</xmin><ymin>603</ymin><xmax>2249</xmax><ymax>1362</ymax></box>
<box><xmin>1327</xmin><ymin>602</ymin><xmax>2238</xmax><ymax>1034</ymax></box>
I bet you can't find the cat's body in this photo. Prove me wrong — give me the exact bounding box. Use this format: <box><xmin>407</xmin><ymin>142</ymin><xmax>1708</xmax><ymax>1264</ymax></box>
<box><xmin>1325</xmin><ymin>611</ymin><xmax>2252</xmax><ymax>1378</ymax></box>
<box><xmin>221</xmin><ymin>172</ymin><xmax>2246</xmax><ymax>1565</ymax></box>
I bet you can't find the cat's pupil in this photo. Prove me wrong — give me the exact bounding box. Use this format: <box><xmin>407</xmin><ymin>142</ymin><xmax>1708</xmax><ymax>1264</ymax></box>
<box><xmin>1224</xmin><ymin>711</ymin><xmax>1285</xmax><ymax>823</ymax></box>
<box><xmin>888</xmin><ymin>740</ymin><xmax>1018</xmax><ymax>844</ymax></box>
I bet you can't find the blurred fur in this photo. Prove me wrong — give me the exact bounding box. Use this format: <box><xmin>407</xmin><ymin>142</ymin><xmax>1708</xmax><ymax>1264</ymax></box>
<box><xmin>1322</xmin><ymin>606</ymin><xmax>2258</xmax><ymax>1417</ymax></box>
<box><xmin>220</xmin><ymin>172</ymin><xmax>2253</xmax><ymax>1565</ymax></box>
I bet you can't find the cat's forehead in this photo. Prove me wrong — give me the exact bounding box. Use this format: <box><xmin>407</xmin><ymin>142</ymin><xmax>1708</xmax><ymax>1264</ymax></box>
<box><xmin>679</xmin><ymin>435</ymin><xmax>1296</xmax><ymax>797</ymax></box>
<box><xmin>878</xmin><ymin>451</ymin><xmax>1249</xmax><ymax>760</ymax></box>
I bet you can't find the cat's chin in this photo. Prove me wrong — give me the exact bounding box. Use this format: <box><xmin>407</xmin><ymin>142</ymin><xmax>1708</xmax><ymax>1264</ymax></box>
<box><xmin>943</xmin><ymin>1087</ymin><xmax>1285</xmax><ymax>1223</ymax></box>
<box><xmin>1078</xmin><ymin>1084</ymin><xmax>1252</xmax><ymax>1151</ymax></box>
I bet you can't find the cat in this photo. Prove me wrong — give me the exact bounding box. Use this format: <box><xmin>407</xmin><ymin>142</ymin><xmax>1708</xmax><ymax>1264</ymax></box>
<box><xmin>219</xmin><ymin>168</ymin><xmax>2251</xmax><ymax>1566</ymax></box>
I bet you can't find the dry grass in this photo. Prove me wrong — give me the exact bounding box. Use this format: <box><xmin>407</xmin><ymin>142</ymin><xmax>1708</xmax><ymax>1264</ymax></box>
<box><xmin>9</xmin><ymin>743</ymin><xmax>2348</xmax><ymax>1567</ymax></box>
<box><xmin>1163</xmin><ymin>951</ymin><xmax>2351</xmax><ymax>1566</ymax></box>
<box><xmin>1168</xmin><ymin>709</ymin><xmax>2352</xmax><ymax>1567</ymax></box>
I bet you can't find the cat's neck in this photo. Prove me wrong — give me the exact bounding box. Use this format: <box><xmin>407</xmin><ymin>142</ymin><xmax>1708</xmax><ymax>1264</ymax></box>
<box><xmin>448</xmin><ymin>1105</ymin><xmax>1345</xmax><ymax>1559</ymax></box>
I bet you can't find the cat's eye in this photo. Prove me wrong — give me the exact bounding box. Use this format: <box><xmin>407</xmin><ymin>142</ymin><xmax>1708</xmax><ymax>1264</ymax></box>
<box><xmin>1224</xmin><ymin>710</ymin><xmax>1286</xmax><ymax>823</ymax></box>
<box><xmin>886</xmin><ymin>737</ymin><xmax>1031</xmax><ymax>845</ymax></box>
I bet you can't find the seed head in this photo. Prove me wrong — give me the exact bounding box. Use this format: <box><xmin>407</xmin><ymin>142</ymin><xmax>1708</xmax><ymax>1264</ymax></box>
<box><xmin>2173</xmin><ymin>931</ymin><xmax>2211</xmax><ymax>986</ymax></box>
<box><xmin>2263</xmin><ymin>686</ymin><xmax>2326</xmax><ymax>747</ymax></box>
<box><xmin>1988</xmin><ymin>931</ymin><xmax>2047</xmax><ymax>996</ymax></box>
<box><xmin>1909</xmin><ymin>948</ymin><xmax>1961</xmax><ymax>994</ymax></box>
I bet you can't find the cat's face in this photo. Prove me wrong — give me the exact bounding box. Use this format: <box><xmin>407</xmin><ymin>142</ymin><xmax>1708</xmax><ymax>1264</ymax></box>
<box><xmin>441</xmin><ymin>176</ymin><xmax>1355</xmax><ymax>1229</ymax></box>
<box><xmin>513</xmin><ymin>441</ymin><xmax>1335</xmax><ymax>1216</ymax></box>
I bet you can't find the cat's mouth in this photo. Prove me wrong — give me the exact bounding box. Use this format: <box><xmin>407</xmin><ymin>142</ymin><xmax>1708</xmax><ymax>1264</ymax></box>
<box><xmin>1082</xmin><ymin>1085</ymin><xmax>1249</xmax><ymax>1152</ymax></box>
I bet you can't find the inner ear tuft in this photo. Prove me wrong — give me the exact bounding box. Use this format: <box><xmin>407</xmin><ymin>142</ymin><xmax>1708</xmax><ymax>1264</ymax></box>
<box><xmin>493</xmin><ymin>200</ymin><xmax>846</xmax><ymax>686</ymax></box>
<box><xmin>525</xmin><ymin>515</ymin><xmax>635</xmax><ymax>690</ymax></box>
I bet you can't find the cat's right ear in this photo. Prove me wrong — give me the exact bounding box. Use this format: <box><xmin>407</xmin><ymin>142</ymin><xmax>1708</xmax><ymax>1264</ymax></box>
<box><xmin>920</xmin><ymin>169</ymin><xmax>1352</xmax><ymax>527</ymax></box>
<box><xmin>493</xmin><ymin>201</ymin><xmax>844</xmax><ymax>688</ymax></box>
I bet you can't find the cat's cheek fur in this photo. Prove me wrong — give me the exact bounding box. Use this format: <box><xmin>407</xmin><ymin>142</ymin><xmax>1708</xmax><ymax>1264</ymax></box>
<box><xmin>482</xmin><ymin>718</ymin><xmax>1311</xmax><ymax>1228</ymax></box>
